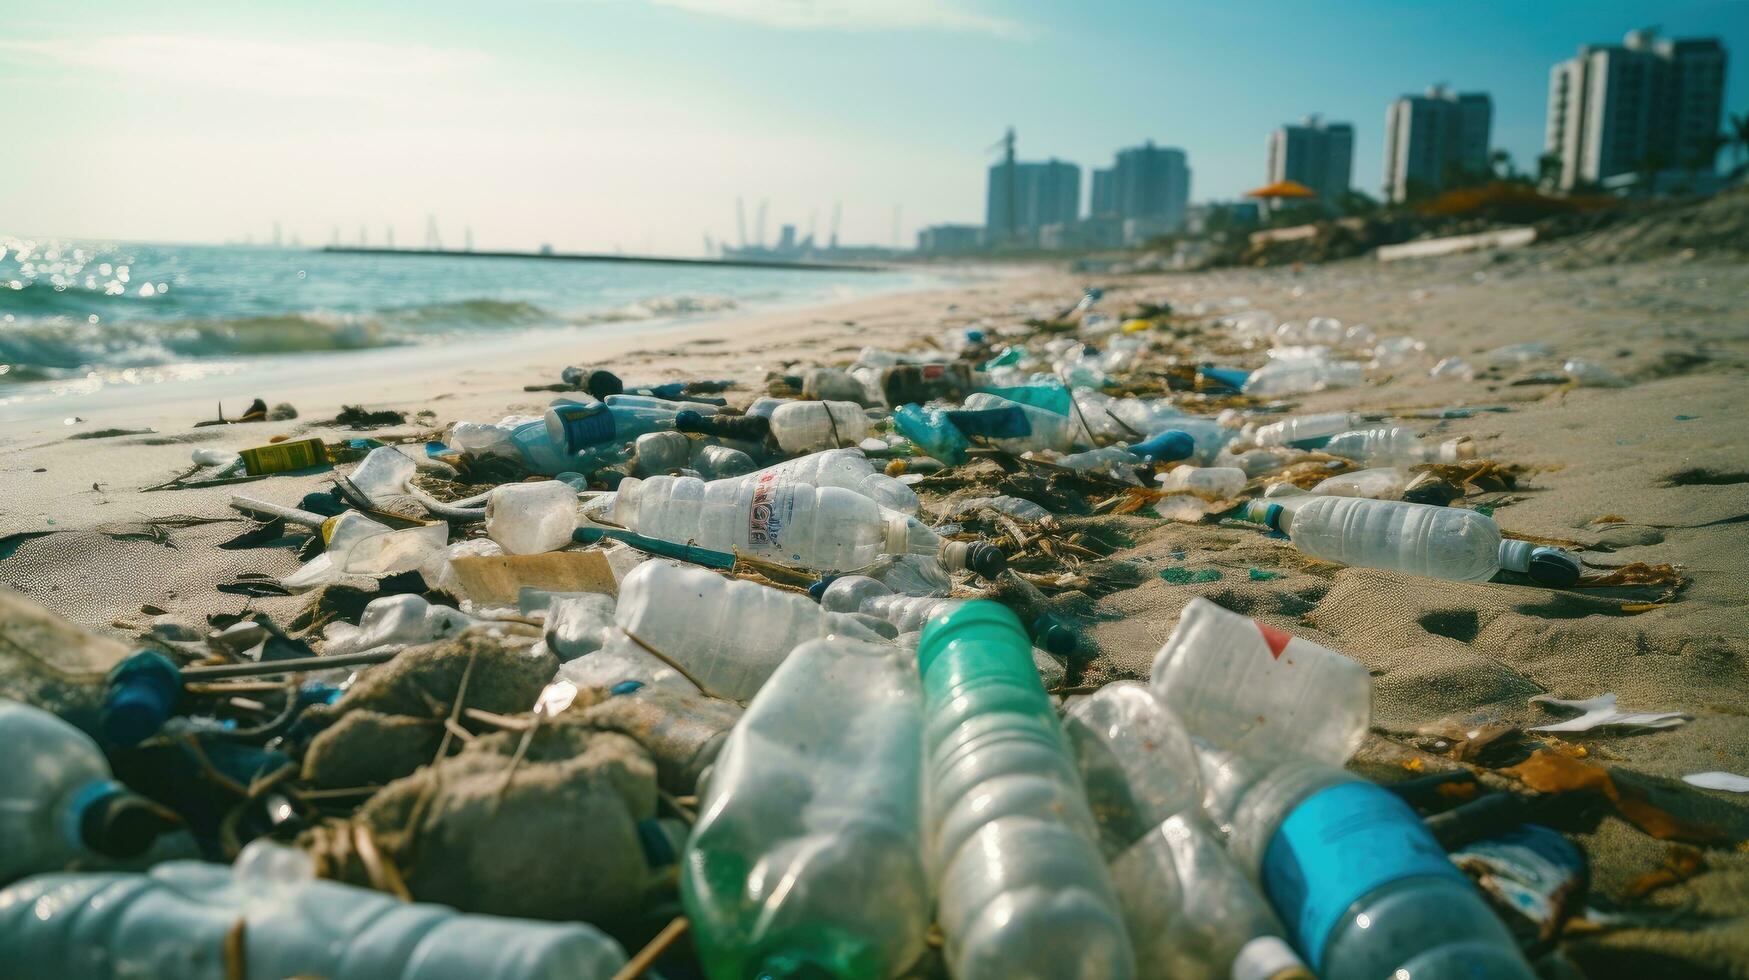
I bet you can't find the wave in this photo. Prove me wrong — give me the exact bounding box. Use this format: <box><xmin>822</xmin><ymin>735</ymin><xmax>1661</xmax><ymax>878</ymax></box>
<box><xmin>0</xmin><ymin>293</ymin><xmax>740</xmax><ymax>381</ymax></box>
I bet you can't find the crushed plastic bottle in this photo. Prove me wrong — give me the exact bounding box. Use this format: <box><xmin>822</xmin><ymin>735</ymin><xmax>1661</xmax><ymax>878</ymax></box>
<box><xmin>958</xmin><ymin>392</ymin><xmax>1085</xmax><ymax>453</ymax></box>
<box><xmin>1155</xmin><ymin>466</ymin><xmax>1246</xmax><ymax>499</ymax></box>
<box><xmin>918</xmin><ymin>602</ymin><xmax>1134</xmax><ymax>980</ymax></box>
<box><xmin>323</xmin><ymin>594</ymin><xmax>483</xmax><ymax>656</ymax></box>
<box><xmin>0</xmin><ymin>839</ymin><xmax>628</xmax><ymax>979</ymax></box>
<box><xmin>1321</xmin><ymin>427</ymin><xmax>1474</xmax><ymax>465</ymax></box>
<box><xmin>1244</xmin><ymin>494</ymin><xmax>1504</xmax><ymax>583</ymax></box>
<box><xmin>683</xmin><ymin>636</ymin><xmax>927</xmax><ymax>980</ymax></box>
<box><xmin>1429</xmin><ymin>356</ymin><xmax>1476</xmax><ymax>381</ymax></box>
<box><xmin>1149</xmin><ymin>598</ymin><xmax>1370</xmax><ymax>766</ymax></box>
<box><xmin>612</xmin><ymin>560</ymin><xmax>889</xmax><ymax>701</ymax></box>
<box><xmin>692</xmin><ymin>443</ymin><xmax>757</xmax><ymax>481</ymax></box>
<box><xmin>632</xmin><ymin>431</ymin><xmax>693</xmax><ymax>476</ymax></box>
<box><xmin>542</xmin><ymin>593</ymin><xmax>618</xmax><ymax>660</ymax></box>
<box><xmin>485</xmin><ymin>481</ymin><xmax>579</xmax><ymax>555</ymax></box>
<box><xmin>1198</xmin><ymin>750</ymin><xmax>1534</xmax><ymax>979</ymax></box>
<box><xmin>768</xmin><ymin>400</ymin><xmax>870</xmax><ymax>454</ymax></box>
<box><xmin>611</xmin><ymin>473</ymin><xmax>1003</xmax><ymax>576</ymax></box>
<box><xmin>1243</xmin><ymin>353</ymin><xmax>1363</xmax><ymax>397</ymax></box>
<box><xmin>1061</xmin><ymin>682</ymin><xmax>1202</xmax><ymax>855</ymax></box>
<box><xmin>1</xmin><ymin>698</ymin><xmax>183</xmax><ymax>884</ymax></box>
<box><xmin>451</xmin><ymin>415</ymin><xmax>580</xmax><ymax>475</ymax></box>
<box><xmin>1311</xmin><ymin>466</ymin><xmax>1411</xmax><ymax>500</ymax></box>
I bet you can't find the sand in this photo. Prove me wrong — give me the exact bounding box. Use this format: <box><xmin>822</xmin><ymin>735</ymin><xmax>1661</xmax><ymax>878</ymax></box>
<box><xmin>3</xmin><ymin>240</ymin><xmax>1748</xmax><ymax>976</ymax></box>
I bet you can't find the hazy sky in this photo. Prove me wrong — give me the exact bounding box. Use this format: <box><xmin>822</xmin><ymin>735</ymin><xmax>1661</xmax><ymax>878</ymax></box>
<box><xmin>3</xmin><ymin>0</ymin><xmax>1744</xmax><ymax>254</ymax></box>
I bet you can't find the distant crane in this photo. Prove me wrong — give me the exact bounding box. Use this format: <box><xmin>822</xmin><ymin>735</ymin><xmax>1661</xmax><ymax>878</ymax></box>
<box><xmin>989</xmin><ymin>126</ymin><xmax>1016</xmax><ymax>245</ymax></box>
<box><xmin>829</xmin><ymin>201</ymin><xmax>842</xmax><ymax>249</ymax></box>
<box><xmin>385</xmin><ymin>225</ymin><xmax>395</xmax><ymax>249</ymax></box>
<box><xmin>272</xmin><ymin>221</ymin><xmax>283</xmax><ymax>248</ymax></box>
<box><xmin>464</xmin><ymin>226</ymin><xmax>474</xmax><ymax>251</ymax></box>
<box><xmin>807</xmin><ymin>210</ymin><xmax>818</xmax><ymax>250</ymax></box>
<box><xmin>892</xmin><ymin>205</ymin><xmax>902</xmax><ymax>248</ymax></box>
<box><xmin>755</xmin><ymin>199</ymin><xmax>768</xmax><ymax>249</ymax></box>
<box><xmin>330</xmin><ymin>225</ymin><xmax>340</xmax><ymax>246</ymax></box>
<box><xmin>424</xmin><ymin>215</ymin><xmax>443</xmax><ymax>251</ymax></box>
<box><xmin>357</xmin><ymin>225</ymin><xmax>368</xmax><ymax>247</ymax></box>
<box><xmin>735</xmin><ymin>198</ymin><xmax>747</xmax><ymax>249</ymax></box>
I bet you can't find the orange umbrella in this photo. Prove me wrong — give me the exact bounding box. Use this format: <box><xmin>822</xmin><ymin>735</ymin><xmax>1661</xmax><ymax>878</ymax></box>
<box><xmin>1244</xmin><ymin>179</ymin><xmax>1318</xmax><ymax>199</ymax></box>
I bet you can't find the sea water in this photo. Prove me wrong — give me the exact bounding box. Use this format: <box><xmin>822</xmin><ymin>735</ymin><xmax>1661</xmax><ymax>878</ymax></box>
<box><xmin>0</xmin><ymin>238</ymin><xmax>935</xmax><ymax>424</ymax></box>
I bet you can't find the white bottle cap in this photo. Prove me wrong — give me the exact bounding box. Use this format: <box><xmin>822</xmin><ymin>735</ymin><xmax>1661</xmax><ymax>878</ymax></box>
<box><xmin>1232</xmin><ymin>936</ymin><xmax>1312</xmax><ymax>980</ymax></box>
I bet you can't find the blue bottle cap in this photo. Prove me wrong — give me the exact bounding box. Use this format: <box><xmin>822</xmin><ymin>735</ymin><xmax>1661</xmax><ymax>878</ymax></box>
<box><xmin>610</xmin><ymin>680</ymin><xmax>646</xmax><ymax>696</ymax></box>
<box><xmin>102</xmin><ymin>650</ymin><xmax>181</xmax><ymax>748</ymax></box>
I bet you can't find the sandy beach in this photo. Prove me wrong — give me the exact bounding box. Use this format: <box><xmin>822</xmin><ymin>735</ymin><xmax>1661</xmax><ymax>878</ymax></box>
<box><xmin>5</xmin><ymin>231</ymin><xmax>1749</xmax><ymax>975</ymax></box>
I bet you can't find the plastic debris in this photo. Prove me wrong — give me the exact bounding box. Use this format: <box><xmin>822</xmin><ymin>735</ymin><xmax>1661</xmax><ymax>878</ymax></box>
<box><xmin>1527</xmin><ymin>692</ymin><xmax>1691</xmax><ymax>733</ymax></box>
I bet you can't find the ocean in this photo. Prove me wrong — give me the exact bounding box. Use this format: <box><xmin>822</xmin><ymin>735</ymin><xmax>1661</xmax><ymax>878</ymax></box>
<box><xmin>0</xmin><ymin>238</ymin><xmax>936</xmax><ymax>420</ymax></box>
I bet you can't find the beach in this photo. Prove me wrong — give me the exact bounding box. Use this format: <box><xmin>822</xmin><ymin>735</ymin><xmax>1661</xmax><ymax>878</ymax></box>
<box><xmin>5</xmin><ymin>234</ymin><xmax>1749</xmax><ymax>974</ymax></box>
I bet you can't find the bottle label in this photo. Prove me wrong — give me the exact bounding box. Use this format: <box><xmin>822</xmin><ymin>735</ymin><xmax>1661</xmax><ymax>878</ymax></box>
<box><xmin>746</xmin><ymin>470</ymin><xmax>797</xmax><ymax>554</ymax></box>
<box><xmin>1262</xmin><ymin>781</ymin><xmax>1465</xmax><ymax>971</ymax></box>
<box><xmin>554</xmin><ymin>403</ymin><xmax>616</xmax><ymax>451</ymax></box>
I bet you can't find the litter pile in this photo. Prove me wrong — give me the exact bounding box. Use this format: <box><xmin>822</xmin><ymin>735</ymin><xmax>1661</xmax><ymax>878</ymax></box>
<box><xmin>1</xmin><ymin>288</ymin><xmax>1717</xmax><ymax>979</ymax></box>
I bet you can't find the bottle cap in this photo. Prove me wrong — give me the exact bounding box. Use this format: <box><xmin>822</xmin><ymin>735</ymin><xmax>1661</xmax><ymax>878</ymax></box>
<box><xmin>1527</xmin><ymin>547</ymin><xmax>1582</xmax><ymax>588</ymax></box>
<box><xmin>101</xmin><ymin>650</ymin><xmax>182</xmax><ymax>747</ymax></box>
<box><xmin>583</xmin><ymin>369</ymin><xmax>624</xmax><ymax>399</ymax></box>
<box><xmin>73</xmin><ymin>782</ymin><xmax>183</xmax><ymax>858</ymax></box>
<box><xmin>610</xmin><ymin>680</ymin><xmax>646</xmax><ymax>696</ymax></box>
<box><xmin>1133</xmin><ymin>429</ymin><xmax>1195</xmax><ymax>463</ymax></box>
<box><xmin>807</xmin><ymin>579</ymin><xmax>829</xmax><ymax>601</ymax></box>
<box><xmin>965</xmin><ymin>542</ymin><xmax>1008</xmax><ymax>579</ymax></box>
<box><xmin>1032</xmin><ymin>615</ymin><xmax>1078</xmax><ymax>658</ymax></box>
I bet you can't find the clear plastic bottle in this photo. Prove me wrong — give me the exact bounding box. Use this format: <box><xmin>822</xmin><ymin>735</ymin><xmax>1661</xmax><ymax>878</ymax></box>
<box><xmin>918</xmin><ymin>602</ymin><xmax>1134</xmax><ymax>980</ymax></box>
<box><xmin>613</xmin><ymin>560</ymin><xmax>886</xmax><ymax>701</ymax></box>
<box><xmin>1149</xmin><ymin>598</ymin><xmax>1370</xmax><ymax>766</ymax></box>
<box><xmin>1242</xmin><ymin>357</ymin><xmax>1363</xmax><ymax>397</ymax></box>
<box><xmin>819</xmin><ymin>575</ymin><xmax>957</xmax><ymax>634</ymax></box>
<box><xmin>683</xmin><ymin>636</ymin><xmax>927</xmax><ymax>980</ymax></box>
<box><xmin>1250</xmin><ymin>412</ymin><xmax>1364</xmax><ymax>449</ymax></box>
<box><xmin>605</xmin><ymin>392</ymin><xmax>722</xmax><ymax>415</ymax></box>
<box><xmin>1050</xmin><ymin>446</ymin><xmax>1145</xmax><ymax>485</ymax></box>
<box><xmin>1061</xmin><ymin>682</ymin><xmax>1202</xmax><ymax>855</ymax></box>
<box><xmin>485</xmin><ymin>481</ymin><xmax>579</xmax><ymax>555</ymax></box>
<box><xmin>768</xmin><ymin>401</ymin><xmax>870</xmax><ymax>454</ymax></box>
<box><xmin>0</xmin><ymin>698</ymin><xmax>182</xmax><ymax>884</ymax></box>
<box><xmin>0</xmin><ymin>839</ymin><xmax>628</xmax><ymax>979</ymax></box>
<box><xmin>1155</xmin><ymin>466</ymin><xmax>1247</xmax><ymax>499</ymax></box>
<box><xmin>632</xmin><ymin>431</ymin><xmax>693</xmax><ymax>476</ymax></box>
<box><xmin>692</xmin><ymin>443</ymin><xmax>758</xmax><ymax>481</ymax></box>
<box><xmin>612</xmin><ymin>473</ymin><xmax>1002</xmax><ymax>576</ymax></box>
<box><xmin>544</xmin><ymin>400</ymin><xmax>688</xmax><ymax>455</ymax></box>
<box><xmin>1245</xmin><ymin>495</ymin><xmax>1504</xmax><ymax>583</ymax></box>
<box><xmin>1310</xmin><ymin>466</ymin><xmax>1411</xmax><ymax>500</ymax></box>
<box><xmin>1199</xmin><ymin>750</ymin><xmax>1535</xmax><ymax>979</ymax></box>
<box><xmin>960</xmin><ymin>392</ymin><xmax>1084</xmax><ymax>452</ymax></box>
<box><xmin>749</xmin><ymin>448</ymin><xmax>919</xmax><ymax>514</ymax></box>
<box><xmin>451</xmin><ymin>415</ymin><xmax>578</xmax><ymax>475</ymax></box>
<box><xmin>1321</xmin><ymin>427</ymin><xmax>1474</xmax><ymax>465</ymax></box>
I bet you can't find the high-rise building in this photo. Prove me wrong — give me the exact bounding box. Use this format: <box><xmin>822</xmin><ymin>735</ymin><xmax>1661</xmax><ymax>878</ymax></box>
<box><xmin>1108</xmin><ymin>141</ymin><xmax>1191</xmax><ymax>233</ymax></box>
<box><xmin>1546</xmin><ymin>29</ymin><xmax>1729</xmax><ymax>190</ymax></box>
<box><xmin>1382</xmin><ymin>86</ymin><xmax>1493</xmax><ymax>202</ymax></box>
<box><xmin>1266</xmin><ymin>115</ymin><xmax>1354</xmax><ymax>209</ymax></box>
<box><xmin>985</xmin><ymin>159</ymin><xmax>1080</xmax><ymax>245</ymax></box>
<box><xmin>1089</xmin><ymin>168</ymin><xmax>1116</xmax><ymax>217</ymax></box>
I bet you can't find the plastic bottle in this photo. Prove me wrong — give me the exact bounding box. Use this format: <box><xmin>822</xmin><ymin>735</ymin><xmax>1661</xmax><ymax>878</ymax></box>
<box><xmin>768</xmin><ymin>401</ymin><xmax>870</xmax><ymax>454</ymax></box>
<box><xmin>101</xmin><ymin>650</ymin><xmax>181</xmax><ymax>747</ymax></box>
<box><xmin>1155</xmin><ymin>466</ymin><xmax>1246</xmax><ymax>499</ymax></box>
<box><xmin>1311</xmin><ymin>466</ymin><xmax>1411</xmax><ymax>500</ymax></box>
<box><xmin>1061</xmin><ymin>682</ymin><xmax>1202</xmax><ymax>855</ymax></box>
<box><xmin>1242</xmin><ymin>356</ymin><xmax>1363</xmax><ymax>397</ymax></box>
<box><xmin>1199</xmin><ymin>750</ymin><xmax>1534</xmax><ymax>979</ymax></box>
<box><xmin>544</xmin><ymin>400</ymin><xmax>687</xmax><ymax>456</ymax></box>
<box><xmin>1321</xmin><ymin>427</ymin><xmax>1475</xmax><ymax>465</ymax></box>
<box><xmin>891</xmin><ymin>404</ymin><xmax>972</xmax><ymax>465</ymax></box>
<box><xmin>0</xmin><ymin>698</ymin><xmax>183</xmax><ymax>885</ymax></box>
<box><xmin>819</xmin><ymin>575</ymin><xmax>958</xmax><ymax>635</ymax></box>
<box><xmin>692</xmin><ymin>443</ymin><xmax>757</xmax><ymax>481</ymax></box>
<box><xmin>917</xmin><ymin>602</ymin><xmax>1134</xmax><ymax>980</ymax></box>
<box><xmin>1149</xmin><ymin>598</ymin><xmax>1370</xmax><ymax>766</ymax></box>
<box><xmin>1250</xmin><ymin>412</ymin><xmax>1365</xmax><ymax>449</ymax></box>
<box><xmin>613</xmin><ymin>560</ymin><xmax>888</xmax><ymax>701</ymax></box>
<box><xmin>748</xmin><ymin>448</ymin><xmax>919</xmax><ymax>514</ymax></box>
<box><xmin>959</xmin><ymin>392</ymin><xmax>1084</xmax><ymax>452</ymax></box>
<box><xmin>605</xmin><ymin>392</ymin><xmax>722</xmax><ymax>415</ymax></box>
<box><xmin>612</xmin><ymin>473</ymin><xmax>1003</xmax><ymax>577</ymax></box>
<box><xmin>451</xmin><ymin>416</ymin><xmax>578</xmax><ymax>475</ymax></box>
<box><xmin>0</xmin><ymin>839</ymin><xmax>627</xmax><ymax>979</ymax></box>
<box><xmin>1245</xmin><ymin>494</ymin><xmax>1504</xmax><ymax>583</ymax></box>
<box><xmin>632</xmin><ymin>431</ymin><xmax>693</xmax><ymax>476</ymax></box>
<box><xmin>880</xmin><ymin>362</ymin><xmax>976</xmax><ymax>406</ymax></box>
<box><xmin>323</xmin><ymin>594</ymin><xmax>482</xmax><ymax>657</ymax></box>
<box><xmin>485</xmin><ymin>481</ymin><xmax>578</xmax><ymax>555</ymax></box>
<box><xmin>683</xmin><ymin>636</ymin><xmax>927</xmax><ymax>980</ymax></box>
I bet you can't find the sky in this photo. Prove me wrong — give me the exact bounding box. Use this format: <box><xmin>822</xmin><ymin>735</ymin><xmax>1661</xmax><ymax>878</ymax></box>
<box><xmin>2</xmin><ymin>0</ymin><xmax>1745</xmax><ymax>255</ymax></box>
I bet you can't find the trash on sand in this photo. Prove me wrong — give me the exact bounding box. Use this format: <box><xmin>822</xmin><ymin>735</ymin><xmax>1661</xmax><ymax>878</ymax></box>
<box><xmin>1527</xmin><ymin>692</ymin><xmax>1691</xmax><ymax>733</ymax></box>
<box><xmin>446</xmin><ymin>550</ymin><xmax>617</xmax><ymax>606</ymax></box>
<box><xmin>1681</xmin><ymin>772</ymin><xmax>1749</xmax><ymax>793</ymax></box>
<box><xmin>240</xmin><ymin>436</ymin><xmax>329</xmax><ymax>475</ymax></box>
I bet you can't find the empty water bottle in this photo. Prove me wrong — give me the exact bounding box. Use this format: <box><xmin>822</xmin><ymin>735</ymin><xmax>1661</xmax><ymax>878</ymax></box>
<box><xmin>612</xmin><ymin>560</ymin><xmax>887</xmax><ymax>701</ymax></box>
<box><xmin>819</xmin><ymin>575</ymin><xmax>955</xmax><ymax>634</ymax></box>
<box><xmin>451</xmin><ymin>415</ymin><xmax>578</xmax><ymax>475</ymax></box>
<box><xmin>959</xmin><ymin>392</ymin><xmax>1085</xmax><ymax>452</ymax></box>
<box><xmin>1243</xmin><ymin>355</ymin><xmax>1363</xmax><ymax>397</ymax></box>
<box><xmin>768</xmin><ymin>401</ymin><xmax>870</xmax><ymax>454</ymax></box>
<box><xmin>323</xmin><ymin>594</ymin><xmax>482</xmax><ymax>656</ymax></box>
<box><xmin>1155</xmin><ymin>466</ymin><xmax>1247</xmax><ymax>499</ymax></box>
<box><xmin>1321</xmin><ymin>427</ymin><xmax>1474</xmax><ymax>465</ymax></box>
<box><xmin>1062</xmin><ymin>682</ymin><xmax>1202</xmax><ymax>855</ymax></box>
<box><xmin>632</xmin><ymin>431</ymin><xmax>693</xmax><ymax>476</ymax></box>
<box><xmin>0</xmin><ymin>839</ymin><xmax>628</xmax><ymax>979</ymax></box>
<box><xmin>1</xmin><ymin>698</ymin><xmax>183</xmax><ymax>884</ymax></box>
<box><xmin>683</xmin><ymin>636</ymin><xmax>927</xmax><ymax>979</ymax></box>
<box><xmin>750</xmin><ymin>448</ymin><xmax>919</xmax><ymax>513</ymax></box>
<box><xmin>918</xmin><ymin>602</ymin><xmax>1134</xmax><ymax>980</ymax></box>
<box><xmin>1198</xmin><ymin>750</ymin><xmax>1534</xmax><ymax>979</ymax></box>
<box><xmin>1311</xmin><ymin>466</ymin><xmax>1411</xmax><ymax>500</ymax></box>
<box><xmin>612</xmin><ymin>473</ymin><xmax>1003</xmax><ymax>576</ymax></box>
<box><xmin>1245</xmin><ymin>494</ymin><xmax>1504</xmax><ymax>583</ymax></box>
<box><xmin>1563</xmin><ymin>358</ymin><xmax>1629</xmax><ymax>388</ymax></box>
<box><xmin>1251</xmin><ymin>412</ymin><xmax>1365</xmax><ymax>449</ymax></box>
<box><xmin>1150</xmin><ymin>598</ymin><xmax>1370</xmax><ymax>766</ymax></box>
<box><xmin>692</xmin><ymin>443</ymin><xmax>758</xmax><ymax>480</ymax></box>
<box><xmin>545</xmin><ymin>399</ymin><xmax>686</xmax><ymax>455</ymax></box>
<box><xmin>485</xmin><ymin>480</ymin><xmax>579</xmax><ymax>555</ymax></box>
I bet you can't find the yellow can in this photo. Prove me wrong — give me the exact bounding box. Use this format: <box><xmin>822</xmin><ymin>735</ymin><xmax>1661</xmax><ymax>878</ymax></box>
<box><xmin>239</xmin><ymin>437</ymin><xmax>326</xmax><ymax>475</ymax></box>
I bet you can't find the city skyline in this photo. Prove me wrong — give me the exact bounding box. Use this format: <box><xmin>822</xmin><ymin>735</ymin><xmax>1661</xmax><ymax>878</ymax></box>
<box><xmin>2</xmin><ymin>0</ymin><xmax>1744</xmax><ymax>254</ymax></box>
